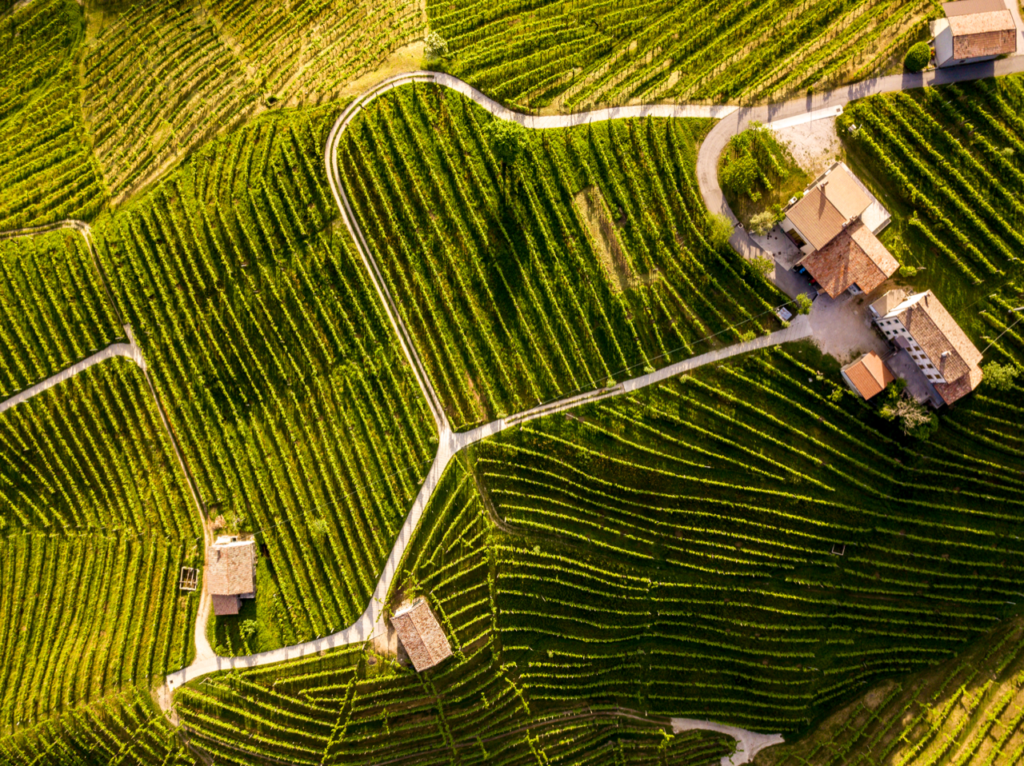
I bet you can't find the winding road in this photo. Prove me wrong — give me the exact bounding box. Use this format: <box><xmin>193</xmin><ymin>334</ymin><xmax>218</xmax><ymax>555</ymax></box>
<box><xmin>9</xmin><ymin>35</ymin><xmax>1024</xmax><ymax>758</ymax></box>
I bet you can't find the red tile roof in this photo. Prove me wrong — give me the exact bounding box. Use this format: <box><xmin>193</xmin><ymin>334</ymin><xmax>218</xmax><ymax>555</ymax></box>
<box><xmin>392</xmin><ymin>597</ymin><xmax>453</xmax><ymax>672</ymax></box>
<box><xmin>842</xmin><ymin>352</ymin><xmax>895</xmax><ymax>399</ymax></box>
<box><xmin>206</xmin><ymin>540</ymin><xmax>256</xmax><ymax>596</ymax></box>
<box><xmin>799</xmin><ymin>220</ymin><xmax>899</xmax><ymax>298</ymax></box>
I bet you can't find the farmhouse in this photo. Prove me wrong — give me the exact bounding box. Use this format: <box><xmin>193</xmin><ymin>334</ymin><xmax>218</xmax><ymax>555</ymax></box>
<box><xmin>931</xmin><ymin>0</ymin><xmax>1017</xmax><ymax>67</ymax></box>
<box><xmin>870</xmin><ymin>290</ymin><xmax>983</xmax><ymax>406</ymax></box>
<box><xmin>841</xmin><ymin>352</ymin><xmax>895</xmax><ymax>400</ymax></box>
<box><xmin>206</xmin><ymin>536</ymin><xmax>257</xmax><ymax>616</ymax></box>
<box><xmin>391</xmin><ymin>597</ymin><xmax>453</xmax><ymax>672</ymax></box>
<box><xmin>781</xmin><ymin>162</ymin><xmax>898</xmax><ymax>297</ymax></box>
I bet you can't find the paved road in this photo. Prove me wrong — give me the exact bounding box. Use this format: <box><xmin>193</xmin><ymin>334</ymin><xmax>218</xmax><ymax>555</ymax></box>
<box><xmin>696</xmin><ymin>54</ymin><xmax>1024</xmax><ymax>269</ymax></box>
<box><xmin>672</xmin><ymin>718</ymin><xmax>785</xmax><ymax>766</ymax></box>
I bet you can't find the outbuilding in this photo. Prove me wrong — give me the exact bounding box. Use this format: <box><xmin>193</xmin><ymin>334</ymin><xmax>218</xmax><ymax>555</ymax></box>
<box><xmin>206</xmin><ymin>536</ymin><xmax>257</xmax><ymax>616</ymax></box>
<box><xmin>932</xmin><ymin>0</ymin><xmax>1017</xmax><ymax>67</ymax></box>
<box><xmin>391</xmin><ymin>597</ymin><xmax>453</xmax><ymax>672</ymax></box>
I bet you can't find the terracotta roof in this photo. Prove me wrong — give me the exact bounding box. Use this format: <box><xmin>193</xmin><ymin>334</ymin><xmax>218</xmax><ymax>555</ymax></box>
<box><xmin>391</xmin><ymin>597</ymin><xmax>453</xmax><ymax>672</ymax></box>
<box><xmin>896</xmin><ymin>291</ymin><xmax>983</xmax><ymax>400</ymax></box>
<box><xmin>799</xmin><ymin>220</ymin><xmax>898</xmax><ymax>298</ymax></box>
<box><xmin>786</xmin><ymin>187</ymin><xmax>846</xmax><ymax>251</ymax></box>
<box><xmin>934</xmin><ymin>365</ymin><xmax>984</xmax><ymax>406</ymax></box>
<box><xmin>953</xmin><ymin>26</ymin><xmax>1017</xmax><ymax>58</ymax></box>
<box><xmin>842</xmin><ymin>352</ymin><xmax>895</xmax><ymax>399</ymax></box>
<box><xmin>820</xmin><ymin>165</ymin><xmax>872</xmax><ymax>220</ymax></box>
<box><xmin>212</xmin><ymin>594</ymin><xmax>241</xmax><ymax>616</ymax></box>
<box><xmin>206</xmin><ymin>540</ymin><xmax>256</xmax><ymax>596</ymax></box>
<box><xmin>944</xmin><ymin>0</ymin><xmax>1006</xmax><ymax>17</ymax></box>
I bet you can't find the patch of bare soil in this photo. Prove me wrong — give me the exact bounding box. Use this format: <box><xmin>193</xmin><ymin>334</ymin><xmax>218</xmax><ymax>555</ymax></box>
<box><xmin>775</xmin><ymin>117</ymin><xmax>842</xmax><ymax>179</ymax></box>
<box><xmin>338</xmin><ymin>41</ymin><xmax>426</xmax><ymax>99</ymax></box>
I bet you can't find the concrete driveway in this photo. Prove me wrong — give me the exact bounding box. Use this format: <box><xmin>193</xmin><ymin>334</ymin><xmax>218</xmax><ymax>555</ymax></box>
<box><xmin>808</xmin><ymin>289</ymin><xmax>891</xmax><ymax>363</ymax></box>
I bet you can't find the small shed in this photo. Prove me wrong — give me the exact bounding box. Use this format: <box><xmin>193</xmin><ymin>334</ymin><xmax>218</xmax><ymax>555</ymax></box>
<box><xmin>391</xmin><ymin>597</ymin><xmax>453</xmax><ymax>672</ymax></box>
<box><xmin>206</xmin><ymin>536</ymin><xmax>257</xmax><ymax>616</ymax></box>
<box><xmin>933</xmin><ymin>0</ymin><xmax>1017</xmax><ymax>67</ymax></box>
<box><xmin>841</xmin><ymin>352</ymin><xmax>895</xmax><ymax>400</ymax></box>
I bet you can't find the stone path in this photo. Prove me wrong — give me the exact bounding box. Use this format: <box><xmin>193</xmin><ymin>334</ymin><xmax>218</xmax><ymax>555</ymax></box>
<box><xmin>672</xmin><ymin>718</ymin><xmax>785</xmax><ymax>765</ymax></box>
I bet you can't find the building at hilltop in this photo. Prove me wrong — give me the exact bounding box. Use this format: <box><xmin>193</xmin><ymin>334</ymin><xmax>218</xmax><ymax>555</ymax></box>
<box><xmin>870</xmin><ymin>290</ymin><xmax>983</xmax><ymax>407</ymax></box>
<box><xmin>391</xmin><ymin>597</ymin><xmax>453</xmax><ymax>672</ymax></box>
<box><xmin>781</xmin><ymin>162</ymin><xmax>898</xmax><ymax>298</ymax></box>
<box><xmin>841</xmin><ymin>352</ymin><xmax>895</xmax><ymax>400</ymax></box>
<box><xmin>206</xmin><ymin>536</ymin><xmax>257</xmax><ymax>616</ymax></box>
<box><xmin>932</xmin><ymin>0</ymin><xmax>1017</xmax><ymax>67</ymax></box>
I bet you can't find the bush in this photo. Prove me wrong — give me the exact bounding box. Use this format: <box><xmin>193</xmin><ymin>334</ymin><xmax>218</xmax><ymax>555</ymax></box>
<box><xmin>749</xmin><ymin>210</ymin><xmax>778</xmax><ymax>236</ymax></box>
<box><xmin>425</xmin><ymin>32</ymin><xmax>449</xmax><ymax>58</ymax></box>
<box><xmin>983</xmin><ymin>361</ymin><xmax>1020</xmax><ymax>391</ymax></box>
<box><xmin>905</xmin><ymin>42</ymin><xmax>931</xmax><ymax>73</ymax></box>
<box><xmin>707</xmin><ymin>213</ymin><xmax>734</xmax><ymax>249</ymax></box>
<box><xmin>750</xmin><ymin>255</ymin><xmax>774</xmax><ymax>280</ymax></box>
<box><xmin>899</xmin><ymin>265</ymin><xmax>918</xmax><ymax>278</ymax></box>
<box><xmin>722</xmin><ymin>155</ymin><xmax>760</xmax><ymax>199</ymax></box>
<box><xmin>795</xmin><ymin>293</ymin><xmax>813</xmax><ymax>315</ymax></box>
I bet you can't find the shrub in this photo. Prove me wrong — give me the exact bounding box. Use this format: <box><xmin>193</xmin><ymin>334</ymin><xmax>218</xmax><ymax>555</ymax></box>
<box><xmin>983</xmin><ymin>361</ymin><xmax>1020</xmax><ymax>391</ymax></box>
<box><xmin>707</xmin><ymin>213</ymin><xmax>734</xmax><ymax>249</ymax></box>
<box><xmin>899</xmin><ymin>265</ymin><xmax>918</xmax><ymax>278</ymax></box>
<box><xmin>722</xmin><ymin>155</ymin><xmax>760</xmax><ymax>199</ymax></box>
<box><xmin>750</xmin><ymin>255</ymin><xmax>774</xmax><ymax>280</ymax></box>
<box><xmin>425</xmin><ymin>32</ymin><xmax>449</xmax><ymax>58</ymax></box>
<box><xmin>749</xmin><ymin>210</ymin><xmax>778</xmax><ymax>236</ymax></box>
<box><xmin>795</xmin><ymin>293</ymin><xmax>813</xmax><ymax>315</ymax></box>
<box><xmin>905</xmin><ymin>42</ymin><xmax>931</xmax><ymax>73</ymax></box>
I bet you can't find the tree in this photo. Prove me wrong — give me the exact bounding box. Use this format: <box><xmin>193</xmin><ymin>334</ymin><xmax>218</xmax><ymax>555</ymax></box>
<box><xmin>905</xmin><ymin>42</ymin><xmax>931</xmax><ymax>73</ymax></box>
<box><xmin>707</xmin><ymin>213</ymin><xmax>734</xmax><ymax>249</ymax></box>
<box><xmin>239</xmin><ymin>619</ymin><xmax>258</xmax><ymax>642</ymax></box>
<box><xmin>425</xmin><ymin>32</ymin><xmax>448</xmax><ymax>59</ymax></box>
<box><xmin>750</xmin><ymin>255</ymin><xmax>774</xmax><ymax>280</ymax></box>
<box><xmin>721</xmin><ymin>155</ymin><xmax>760</xmax><ymax>200</ymax></box>
<box><xmin>880</xmin><ymin>383</ymin><xmax>937</xmax><ymax>440</ymax></box>
<box><xmin>486</xmin><ymin>121</ymin><xmax>529</xmax><ymax>199</ymax></box>
<box><xmin>982</xmin><ymin>361</ymin><xmax>1020</xmax><ymax>391</ymax></box>
<box><xmin>899</xmin><ymin>265</ymin><xmax>918</xmax><ymax>278</ymax></box>
<box><xmin>749</xmin><ymin>210</ymin><xmax>778</xmax><ymax>236</ymax></box>
<box><xmin>795</xmin><ymin>293</ymin><xmax>813</xmax><ymax>315</ymax></box>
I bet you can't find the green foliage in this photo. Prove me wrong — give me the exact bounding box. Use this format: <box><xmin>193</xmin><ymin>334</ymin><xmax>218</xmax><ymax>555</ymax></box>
<box><xmin>749</xmin><ymin>255</ymin><xmax>775</xmax><ymax>281</ymax></box>
<box><xmin>428</xmin><ymin>0</ymin><xmax>934</xmax><ymax>108</ymax></box>
<box><xmin>340</xmin><ymin>85</ymin><xmax>783</xmax><ymax>429</ymax></box>
<box><xmin>706</xmin><ymin>213</ymin><xmax>735</xmax><ymax>249</ymax></box>
<box><xmin>983</xmin><ymin>361</ymin><xmax>1019</xmax><ymax>390</ymax></box>
<box><xmin>486</xmin><ymin>119</ymin><xmax>529</xmax><ymax>169</ymax></box>
<box><xmin>899</xmin><ymin>264</ymin><xmax>919</xmax><ymax>278</ymax></box>
<box><xmin>879</xmin><ymin>380</ymin><xmax>936</xmax><ymax>440</ymax></box>
<box><xmin>749</xmin><ymin>210</ymin><xmax>779</xmax><ymax>236</ymax></box>
<box><xmin>722</xmin><ymin>155</ymin><xmax>761</xmax><ymax>199</ymax></box>
<box><xmin>425</xmin><ymin>31</ymin><xmax>449</xmax><ymax>58</ymax></box>
<box><xmin>795</xmin><ymin>292</ymin><xmax>813</xmax><ymax>314</ymax></box>
<box><xmin>904</xmin><ymin>41</ymin><xmax>931</xmax><ymax>73</ymax></box>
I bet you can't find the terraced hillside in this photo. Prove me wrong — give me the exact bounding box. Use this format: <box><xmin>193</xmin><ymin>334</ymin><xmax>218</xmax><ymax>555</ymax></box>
<box><xmin>92</xmin><ymin>106</ymin><xmax>438</xmax><ymax>654</ymax></box>
<box><xmin>427</xmin><ymin>0</ymin><xmax>937</xmax><ymax>110</ymax></box>
<box><xmin>0</xmin><ymin>360</ymin><xmax>199</xmax><ymax>735</ymax></box>
<box><xmin>171</xmin><ymin>460</ymin><xmax>737</xmax><ymax>765</ymax></box>
<box><xmin>339</xmin><ymin>83</ymin><xmax>785</xmax><ymax>429</ymax></box>
<box><xmin>0</xmin><ymin>0</ymin><xmax>108</xmax><ymax>229</ymax></box>
<box><xmin>841</xmin><ymin>75</ymin><xmax>1024</xmax><ymax>313</ymax></box>
<box><xmin>756</xmin><ymin>618</ymin><xmax>1024</xmax><ymax>765</ymax></box>
<box><xmin>474</xmin><ymin>339</ymin><xmax>1024</xmax><ymax>732</ymax></box>
<box><xmin>80</xmin><ymin>0</ymin><xmax>425</xmax><ymax>204</ymax></box>
<box><xmin>0</xmin><ymin>229</ymin><xmax>123</xmax><ymax>401</ymax></box>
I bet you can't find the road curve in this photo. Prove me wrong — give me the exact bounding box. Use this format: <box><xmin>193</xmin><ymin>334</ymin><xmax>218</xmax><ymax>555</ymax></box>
<box><xmin>696</xmin><ymin>54</ymin><xmax>1024</xmax><ymax>260</ymax></box>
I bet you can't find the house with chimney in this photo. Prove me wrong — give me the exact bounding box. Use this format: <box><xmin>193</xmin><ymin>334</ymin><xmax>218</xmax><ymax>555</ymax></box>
<box><xmin>869</xmin><ymin>289</ymin><xmax>984</xmax><ymax>407</ymax></box>
<box><xmin>781</xmin><ymin>162</ymin><xmax>898</xmax><ymax>298</ymax></box>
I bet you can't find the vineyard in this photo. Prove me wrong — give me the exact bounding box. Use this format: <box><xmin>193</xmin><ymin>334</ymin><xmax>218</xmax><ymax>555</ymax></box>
<box><xmin>339</xmin><ymin>83</ymin><xmax>784</xmax><ymax>430</ymax></box>
<box><xmin>0</xmin><ymin>360</ymin><xmax>198</xmax><ymax>735</ymax></box>
<box><xmin>475</xmin><ymin>340</ymin><xmax>1024</xmax><ymax>732</ymax></box>
<box><xmin>92</xmin><ymin>105</ymin><xmax>437</xmax><ymax>653</ymax></box>
<box><xmin>427</xmin><ymin>0</ymin><xmax>937</xmax><ymax>110</ymax></box>
<box><xmin>840</xmin><ymin>74</ymin><xmax>1024</xmax><ymax>313</ymax></box>
<box><xmin>206</xmin><ymin>0</ymin><xmax>423</xmax><ymax>104</ymax></box>
<box><xmin>0</xmin><ymin>0</ymin><xmax>108</xmax><ymax>229</ymax></box>
<box><xmin>758</xmin><ymin>617</ymin><xmax>1024</xmax><ymax>764</ymax></box>
<box><xmin>171</xmin><ymin>459</ymin><xmax>736</xmax><ymax>765</ymax></box>
<box><xmin>0</xmin><ymin>229</ymin><xmax>122</xmax><ymax>401</ymax></box>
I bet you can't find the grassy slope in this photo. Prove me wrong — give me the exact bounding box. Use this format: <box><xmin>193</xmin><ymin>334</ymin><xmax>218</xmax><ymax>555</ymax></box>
<box><xmin>339</xmin><ymin>83</ymin><xmax>785</xmax><ymax>430</ymax></box>
<box><xmin>172</xmin><ymin>458</ymin><xmax>736</xmax><ymax>766</ymax></box>
<box><xmin>0</xmin><ymin>360</ymin><xmax>199</xmax><ymax>736</ymax></box>
<box><xmin>427</xmin><ymin>0</ymin><xmax>937</xmax><ymax>110</ymax></box>
<box><xmin>0</xmin><ymin>0</ymin><xmax>108</xmax><ymax>229</ymax></box>
<box><xmin>92</xmin><ymin>105</ymin><xmax>437</xmax><ymax>655</ymax></box>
